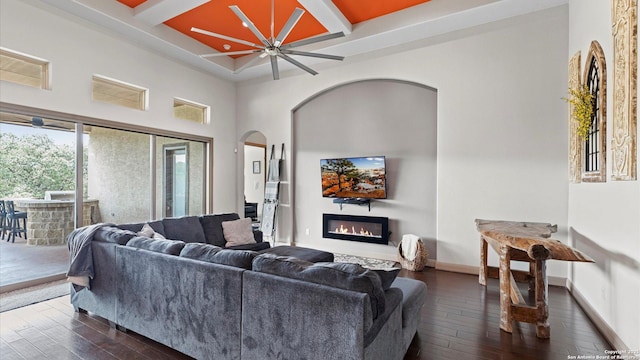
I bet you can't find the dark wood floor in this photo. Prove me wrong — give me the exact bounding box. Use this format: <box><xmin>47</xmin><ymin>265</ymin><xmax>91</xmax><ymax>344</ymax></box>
<box><xmin>0</xmin><ymin>269</ymin><xmax>611</xmax><ymax>360</ymax></box>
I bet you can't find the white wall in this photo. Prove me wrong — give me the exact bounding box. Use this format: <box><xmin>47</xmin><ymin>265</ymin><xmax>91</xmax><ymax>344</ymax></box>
<box><xmin>237</xmin><ymin>6</ymin><xmax>570</xmax><ymax>278</ymax></box>
<box><xmin>567</xmin><ymin>0</ymin><xmax>640</xmax><ymax>350</ymax></box>
<box><xmin>0</xmin><ymin>0</ymin><xmax>238</xmax><ymax>213</ymax></box>
<box><xmin>293</xmin><ymin>80</ymin><xmax>438</xmax><ymax>261</ymax></box>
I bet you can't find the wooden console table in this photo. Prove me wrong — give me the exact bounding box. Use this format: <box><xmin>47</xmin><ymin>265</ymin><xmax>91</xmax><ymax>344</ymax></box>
<box><xmin>476</xmin><ymin>219</ymin><xmax>593</xmax><ymax>338</ymax></box>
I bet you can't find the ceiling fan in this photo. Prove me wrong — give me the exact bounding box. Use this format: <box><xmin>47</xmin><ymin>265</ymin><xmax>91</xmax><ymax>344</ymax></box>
<box><xmin>31</xmin><ymin>117</ymin><xmax>71</xmax><ymax>130</ymax></box>
<box><xmin>191</xmin><ymin>1</ymin><xmax>345</xmax><ymax>80</ymax></box>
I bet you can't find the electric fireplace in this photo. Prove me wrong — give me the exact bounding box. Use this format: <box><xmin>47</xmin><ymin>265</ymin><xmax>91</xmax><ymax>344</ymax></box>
<box><xmin>322</xmin><ymin>214</ymin><xmax>389</xmax><ymax>244</ymax></box>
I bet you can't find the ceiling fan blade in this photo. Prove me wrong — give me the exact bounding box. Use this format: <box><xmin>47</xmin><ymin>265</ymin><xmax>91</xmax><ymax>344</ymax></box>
<box><xmin>200</xmin><ymin>50</ymin><xmax>261</xmax><ymax>57</ymax></box>
<box><xmin>278</xmin><ymin>53</ymin><xmax>318</xmax><ymax>76</ymax></box>
<box><xmin>234</xmin><ymin>53</ymin><xmax>266</xmax><ymax>74</ymax></box>
<box><xmin>191</xmin><ymin>27</ymin><xmax>262</xmax><ymax>48</ymax></box>
<box><xmin>270</xmin><ymin>0</ymin><xmax>274</xmax><ymax>40</ymax></box>
<box><xmin>270</xmin><ymin>56</ymin><xmax>280</xmax><ymax>80</ymax></box>
<box><xmin>274</xmin><ymin>8</ymin><xmax>304</xmax><ymax>47</ymax></box>
<box><xmin>280</xmin><ymin>32</ymin><xmax>344</xmax><ymax>49</ymax></box>
<box><xmin>31</xmin><ymin>117</ymin><xmax>44</xmax><ymax>127</ymax></box>
<box><xmin>229</xmin><ymin>5</ymin><xmax>271</xmax><ymax>47</ymax></box>
<box><xmin>280</xmin><ymin>49</ymin><xmax>344</xmax><ymax>61</ymax></box>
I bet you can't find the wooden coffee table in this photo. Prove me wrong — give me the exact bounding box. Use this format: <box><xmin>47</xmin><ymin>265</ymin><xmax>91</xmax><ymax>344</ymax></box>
<box><xmin>476</xmin><ymin>219</ymin><xmax>593</xmax><ymax>338</ymax></box>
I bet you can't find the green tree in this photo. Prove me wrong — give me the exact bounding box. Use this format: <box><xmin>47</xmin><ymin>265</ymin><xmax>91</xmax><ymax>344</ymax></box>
<box><xmin>0</xmin><ymin>133</ymin><xmax>86</xmax><ymax>199</ymax></box>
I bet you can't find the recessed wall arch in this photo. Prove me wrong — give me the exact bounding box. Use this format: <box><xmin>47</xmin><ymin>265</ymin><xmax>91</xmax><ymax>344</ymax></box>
<box><xmin>291</xmin><ymin>78</ymin><xmax>438</xmax><ymax>261</ymax></box>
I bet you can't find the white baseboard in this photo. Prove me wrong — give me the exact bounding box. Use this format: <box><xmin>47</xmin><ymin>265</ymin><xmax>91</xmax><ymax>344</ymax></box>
<box><xmin>566</xmin><ymin>280</ymin><xmax>628</xmax><ymax>350</ymax></box>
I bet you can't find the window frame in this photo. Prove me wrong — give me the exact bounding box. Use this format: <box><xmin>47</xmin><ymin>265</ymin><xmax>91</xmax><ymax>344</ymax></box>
<box><xmin>92</xmin><ymin>74</ymin><xmax>148</xmax><ymax>111</ymax></box>
<box><xmin>173</xmin><ymin>97</ymin><xmax>209</xmax><ymax>124</ymax></box>
<box><xmin>581</xmin><ymin>41</ymin><xmax>607</xmax><ymax>183</ymax></box>
<box><xmin>0</xmin><ymin>47</ymin><xmax>50</xmax><ymax>89</ymax></box>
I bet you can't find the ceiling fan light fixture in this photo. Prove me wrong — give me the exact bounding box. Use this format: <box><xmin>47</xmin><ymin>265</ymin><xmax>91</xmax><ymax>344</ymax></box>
<box><xmin>192</xmin><ymin>2</ymin><xmax>345</xmax><ymax>80</ymax></box>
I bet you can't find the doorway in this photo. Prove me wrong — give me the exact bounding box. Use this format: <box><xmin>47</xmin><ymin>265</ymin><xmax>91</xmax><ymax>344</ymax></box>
<box><xmin>163</xmin><ymin>144</ymin><xmax>188</xmax><ymax>218</ymax></box>
<box><xmin>243</xmin><ymin>132</ymin><xmax>266</xmax><ymax>222</ymax></box>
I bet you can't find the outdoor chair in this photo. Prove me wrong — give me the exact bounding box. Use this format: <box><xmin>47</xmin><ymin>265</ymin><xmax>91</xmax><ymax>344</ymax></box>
<box><xmin>0</xmin><ymin>200</ymin><xmax>7</xmax><ymax>240</ymax></box>
<box><xmin>6</xmin><ymin>200</ymin><xmax>27</xmax><ymax>243</ymax></box>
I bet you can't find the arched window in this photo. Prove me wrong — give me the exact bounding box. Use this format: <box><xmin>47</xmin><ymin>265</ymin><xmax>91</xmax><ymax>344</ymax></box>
<box><xmin>582</xmin><ymin>41</ymin><xmax>607</xmax><ymax>182</ymax></box>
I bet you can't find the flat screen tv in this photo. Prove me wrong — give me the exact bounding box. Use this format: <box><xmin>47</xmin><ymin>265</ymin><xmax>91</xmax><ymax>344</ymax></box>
<box><xmin>321</xmin><ymin>156</ymin><xmax>387</xmax><ymax>199</ymax></box>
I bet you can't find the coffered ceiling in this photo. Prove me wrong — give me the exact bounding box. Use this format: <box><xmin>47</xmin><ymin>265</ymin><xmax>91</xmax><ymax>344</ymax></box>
<box><xmin>36</xmin><ymin>0</ymin><xmax>568</xmax><ymax>81</ymax></box>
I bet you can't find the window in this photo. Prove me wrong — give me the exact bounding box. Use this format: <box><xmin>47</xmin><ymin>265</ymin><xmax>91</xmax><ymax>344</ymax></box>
<box><xmin>582</xmin><ymin>41</ymin><xmax>607</xmax><ymax>182</ymax></box>
<box><xmin>92</xmin><ymin>75</ymin><xmax>147</xmax><ymax>110</ymax></box>
<box><xmin>0</xmin><ymin>48</ymin><xmax>50</xmax><ymax>89</ymax></box>
<box><xmin>173</xmin><ymin>98</ymin><xmax>208</xmax><ymax>124</ymax></box>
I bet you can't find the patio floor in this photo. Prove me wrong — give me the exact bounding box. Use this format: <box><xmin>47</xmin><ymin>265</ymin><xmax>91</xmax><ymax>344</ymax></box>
<box><xmin>0</xmin><ymin>235</ymin><xmax>69</xmax><ymax>292</ymax></box>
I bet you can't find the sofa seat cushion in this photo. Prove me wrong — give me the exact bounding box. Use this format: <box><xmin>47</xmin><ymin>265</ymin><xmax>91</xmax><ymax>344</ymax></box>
<box><xmin>179</xmin><ymin>242</ymin><xmax>258</xmax><ymax>270</ymax></box>
<box><xmin>390</xmin><ymin>277</ymin><xmax>427</xmax><ymax>327</ymax></box>
<box><xmin>252</xmin><ymin>254</ymin><xmax>386</xmax><ymax>319</ymax></box>
<box><xmin>259</xmin><ymin>245</ymin><xmax>333</xmax><ymax>263</ymax></box>
<box><xmin>222</xmin><ymin>217</ymin><xmax>256</xmax><ymax>247</ymax></box>
<box><xmin>126</xmin><ymin>236</ymin><xmax>185</xmax><ymax>256</ymax></box>
<box><xmin>118</xmin><ymin>220</ymin><xmax>165</xmax><ymax>237</ymax></box>
<box><xmin>199</xmin><ymin>213</ymin><xmax>239</xmax><ymax>247</ymax></box>
<box><xmin>162</xmin><ymin>216</ymin><xmax>206</xmax><ymax>243</ymax></box>
<box><xmin>94</xmin><ymin>225</ymin><xmax>137</xmax><ymax>245</ymax></box>
<box><xmin>226</xmin><ymin>242</ymin><xmax>271</xmax><ymax>251</ymax></box>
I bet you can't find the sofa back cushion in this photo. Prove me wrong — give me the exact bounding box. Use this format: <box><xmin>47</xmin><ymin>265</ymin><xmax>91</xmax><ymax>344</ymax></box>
<box><xmin>162</xmin><ymin>216</ymin><xmax>206</xmax><ymax>243</ymax></box>
<box><xmin>118</xmin><ymin>220</ymin><xmax>165</xmax><ymax>237</ymax></box>
<box><xmin>252</xmin><ymin>254</ymin><xmax>386</xmax><ymax>319</ymax></box>
<box><xmin>199</xmin><ymin>213</ymin><xmax>240</xmax><ymax>247</ymax></box>
<box><xmin>180</xmin><ymin>242</ymin><xmax>258</xmax><ymax>270</ymax></box>
<box><xmin>94</xmin><ymin>226</ymin><xmax>137</xmax><ymax>245</ymax></box>
<box><xmin>126</xmin><ymin>236</ymin><xmax>185</xmax><ymax>255</ymax></box>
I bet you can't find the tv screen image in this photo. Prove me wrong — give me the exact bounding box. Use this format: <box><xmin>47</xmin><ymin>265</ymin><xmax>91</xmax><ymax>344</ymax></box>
<box><xmin>320</xmin><ymin>156</ymin><xmax>387</xmax><ymax>199</ymax></box>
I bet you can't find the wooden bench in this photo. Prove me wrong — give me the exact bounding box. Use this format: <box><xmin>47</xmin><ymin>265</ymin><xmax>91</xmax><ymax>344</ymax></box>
<box><xmin>476</xmin><ymin>219</ymin><xmax>593</xmax><ymax>338</ymax></box>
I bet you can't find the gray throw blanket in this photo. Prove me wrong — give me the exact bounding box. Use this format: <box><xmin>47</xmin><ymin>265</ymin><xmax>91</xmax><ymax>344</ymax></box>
<box><xmin>66</xmin><ymin>223</ymin><xmax>113</xmax><ymax>291</ymax></box>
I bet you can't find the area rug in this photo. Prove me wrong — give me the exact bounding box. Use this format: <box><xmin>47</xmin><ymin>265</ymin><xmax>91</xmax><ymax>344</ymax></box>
<box><xmin>0</xmin><ymin>279</ymin><xmax>69</xmax><ymax>312</ymax></box>
<box><xmin>334</xmin><ymin>253</ymin><xmax>399</xmax><ymax>270</ymax></box>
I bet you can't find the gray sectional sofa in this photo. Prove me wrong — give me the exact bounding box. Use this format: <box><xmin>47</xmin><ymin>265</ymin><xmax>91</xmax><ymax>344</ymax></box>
<box><xmin>68</xmin><ymin>214</ymin><xmax>427</xmax><ymax>360</ymax></box>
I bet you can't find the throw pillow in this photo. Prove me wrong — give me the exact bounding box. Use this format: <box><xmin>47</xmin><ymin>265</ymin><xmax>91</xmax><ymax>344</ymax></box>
<box><xmin>252</xmin><ymin>254</ymin><xmax>386</xmax><ymax>319</ymax></box>
<box><xmin>222</xmin><ymin>217</ymin><xmax>256</xmax><ymax>247</ymax></box>
<box><xmin>373</xmin><ymin>268</ymin><xmax>401</xmax><ymax>290</ymax></box>
<box><xmin>137</xmin><ymin>223</ymin><xmax>167</xmax><ymax>240</ymax></box>
<box><xmin>126</xmin><ymin>236</ymin><xmax>185</xmax><ymax>255</ymax></box>
<box><xmin>137</xmin><ymin>223</ymin><xmax>155</xmax><ymax>238</ymax></box>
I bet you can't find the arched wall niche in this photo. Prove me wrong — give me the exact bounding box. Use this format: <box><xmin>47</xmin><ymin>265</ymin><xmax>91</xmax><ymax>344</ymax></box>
<box><xmin>291</xmin><ymin>79</ymin><xmax>438</xmax><ymax>261</ymax></box>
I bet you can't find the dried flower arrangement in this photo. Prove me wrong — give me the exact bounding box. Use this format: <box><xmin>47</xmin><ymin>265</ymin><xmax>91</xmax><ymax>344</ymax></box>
<box><xmin>564</xmin><ymin>85</ymin><xmax>594</xmax><ymax>139</ymax></box>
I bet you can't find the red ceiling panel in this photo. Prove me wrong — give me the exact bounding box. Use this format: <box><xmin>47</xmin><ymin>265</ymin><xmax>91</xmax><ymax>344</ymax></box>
<box><xmin>164</xmin><ymin>0</ymin><xmax>328</xmax><ymax>57</ymax></box>
<box><xmin>117</xmin><ymin>0</ymin><xmax>147</xmax><ymax>8</ymax></box>
<box><xmin>332</xmin><ymin>0</ymin><xmax>431</xmax><ymax>24</ymax></box>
